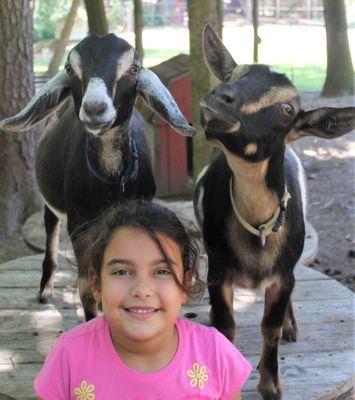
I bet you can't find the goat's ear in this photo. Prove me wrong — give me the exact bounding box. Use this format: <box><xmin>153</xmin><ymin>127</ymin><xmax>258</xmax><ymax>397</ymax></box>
<box><xmin>203</xmin><ymin>23</ymin><xmax>237</xmax><ymax>82</ymax></box>
<box><xmin>0</xmin><ymin>70</ymin><xmax>71</xmax><ymax>132</ymax></box>
<box><xmin>287</xmin><ymin>107</ymin><xmax>355</xmax><ymax>142</ymax></box>
<box><xmin>137</xmin><ymin>68</ymin><xmax>196</xmax><ymax>137</ymax></box>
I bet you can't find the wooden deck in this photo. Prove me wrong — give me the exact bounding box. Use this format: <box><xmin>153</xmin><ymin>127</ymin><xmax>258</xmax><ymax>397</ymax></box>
<box><xmin>0</xmin><ymin>259</ymin><xmax>353</xmax><ymax>399</ymax></box>
<box><xmin>0</xmin><ymin>206</ymin><xmax>353</xmax><ymax>399</ymax></box>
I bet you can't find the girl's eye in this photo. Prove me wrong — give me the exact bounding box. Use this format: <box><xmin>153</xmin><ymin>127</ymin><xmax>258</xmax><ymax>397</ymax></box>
<box><xmin>113</xmin><ymin>269</ymin><xmax>130</xmax><ymax>276</ymax></box>
<box><xmin>279</xmin><ymin>103</ymin><xmax>294</xmax><ymax>117</ymax></box>
<box><xmin>155</xmin><ymin>268</ymin><xmax>172</xmax><ymax>276</ymax></box>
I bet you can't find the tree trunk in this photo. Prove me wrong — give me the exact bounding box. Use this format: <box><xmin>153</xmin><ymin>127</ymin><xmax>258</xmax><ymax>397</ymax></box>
<box><xmin>252</xmin><ymin>0</ymin><xmax>260</xmax><ymax>63</ymax></box>
<box><xmin>187</xmin><ymin>0</ymin><xmax>218</xmax><ymax>179</ymax></box>
<box><xmin>84</xmin><ymin>0</ymin><xmax>108</xmax><ymax>36</ymax></box>
<box><xmin>216</xmin><ymin>0</ymin><xmax>224</xmax><ymax>39</ymax></box>
<box><xmin>322</xmin><ymin>0</ymin><xmax>354</xmax><ymax>96</ymax></box>
<box><xmin>133</xmin><ymin>0</ymin><xmax>144</xmax><ymax>63</ymax></box>
<box><xmin>0</xmin><ymin>0</ymin><xmax>41</xmax><ymax>240</ymax></box>
<box><xmin>47</xmin><ymin>0</ymin><xmax>80</xmax><ymax>77</ymax></box>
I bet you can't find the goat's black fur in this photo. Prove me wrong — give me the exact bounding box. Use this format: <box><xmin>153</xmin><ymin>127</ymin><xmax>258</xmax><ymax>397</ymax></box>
<box><xmin>0</xmin><ymin>34</ymin><xmax>195</xmax><ymax>321</ymax></box>
<box><xmin>195</xmin><ymin>25</ymin><xmax>355</xmax><ymax>400</ymax></box>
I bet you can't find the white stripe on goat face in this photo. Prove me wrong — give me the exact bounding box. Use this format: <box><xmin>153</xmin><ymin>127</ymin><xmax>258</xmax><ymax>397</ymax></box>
<box><xmin>79</xmin><ymin>78</ymin><xmax>117</xmax><ymax>128</ymax></box>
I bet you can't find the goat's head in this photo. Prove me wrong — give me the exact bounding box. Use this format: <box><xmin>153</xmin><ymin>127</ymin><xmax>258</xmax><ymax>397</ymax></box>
<box><xmin>0</xmin><ymin>34</ymin><xmax>195</xmax><ymax>137</ymax></box>
<box><xmin>200</xmin><ymin>24</ymin><xmax>355</xmax><ymax>162</ymax></box>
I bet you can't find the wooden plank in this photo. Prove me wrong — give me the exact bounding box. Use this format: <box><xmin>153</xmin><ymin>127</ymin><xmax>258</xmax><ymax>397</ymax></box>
<box><xmin>0</xmin><ymin>309</ymin><xmax>79</xmax><ymax>335</ymax></box>
<box><xmin>0</xmin><ymin>255</ymin><xmax>74</xmax><ymax>272</ymax></box>
<box><xmin>0</xmin><ymin>269</ymin><xmax>75</xmax><ymax>289</ymax></box>
<box><xmin>194</xmin><ymin>277</ymin><xmax>351</xmax><ymax>306</ymax></box>
<box><xmin>0</xmin><ymin>288</ymin><xmax>79</xmax><ymax>310</ymax></box>
<box><xmin>182</xmin><ymin>297</ymin><xmax>353</xmax><ymax>327</ymax></box>
<box><xmin>0</xmin><ymin>333</ymin><xmax>61</xmax><ymax>366</ymax></box>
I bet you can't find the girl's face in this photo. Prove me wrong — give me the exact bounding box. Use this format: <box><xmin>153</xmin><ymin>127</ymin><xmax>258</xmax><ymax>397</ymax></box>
<box><xmin>90</xmin><ymin>227</ymin><xmax>188</xmax><ymax>344</ymax></box>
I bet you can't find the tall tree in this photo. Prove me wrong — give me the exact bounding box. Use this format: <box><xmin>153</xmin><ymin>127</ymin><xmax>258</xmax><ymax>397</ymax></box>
<box><xmin>0</xmin><ymin>0</ymin><xmax>40</xmax><ymax>240</ymax></box>
<box><xmin>133</xmin><ymin>0</ymin><xmax>144</xmax><ymax>62</ymax></box>
<box><xmin>187</xmin><ymin>0</ymin><xmax>218</xmax><ymax>179</ymax></box>
<box><xmin>322</xmin><ymin>0</ymin><xmax>354</xmax><ymax>96</ymax></box>
<box><xmin>252</xmin><ymin>0</ymin><xmax>260</xmax><ymax>63</ymax></box>
<box><xmin>84</xmin><ymin>0</ymin><xmax>109</xmax><ymax>36</ymax></box>
<box><xmin>47</xmin><ymin>0</ymin><xmax>80</xmax><ymax>77</ymax></box>
<box><xmin>216</xmin><ymin>0</ymin><xmax>223</xmax><ymax>38</ymax></box>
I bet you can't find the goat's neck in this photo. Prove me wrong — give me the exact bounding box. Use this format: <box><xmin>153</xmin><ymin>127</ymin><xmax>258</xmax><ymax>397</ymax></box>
<box><xmin>226</xmin><ymin>151</ymin><xmax>285</xmax><ymax>226</ymax></box>
<box><xmin>87</xmin><ymin>119</ymin><xmax>131</xmax><ymax>177</ymax></box>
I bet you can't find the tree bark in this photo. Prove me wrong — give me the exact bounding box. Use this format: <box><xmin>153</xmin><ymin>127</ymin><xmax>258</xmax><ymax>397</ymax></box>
<box><xmin>133</xmin><ymin>0</ymin><xmax>144</xmax><ymax>63</ymax></box>
<box><xmin>322</xmin><ymin>0</ymin><xmax>354</xmax><ymax>96</ymax></box>
<box><xmin>187</xmin><ymin>0</ymin><xmax>218</xmax><ymax>179</ymax></box>
<box><xmin>47</xmin><ymin>0</ymin><xmax>80</xmax><ymax>77</ymax></box>
<box><xmin>0</xmin><ymin>0</ymin><xmax>41</xmax><ymax>240</ymax></box>
<box><xmin>84</xmin><ymin>0</ymin><xmax>109</xmax><ymax>36</ymax></box>
<box><xmin>252</xmin><ymin>0</ymin><xmax>260</xmax><ymax>63</ymax></box>
<box><xmin>216</xmin><ymin>0</ymin><xmax>224</xmax><ymax>39</ymax></box>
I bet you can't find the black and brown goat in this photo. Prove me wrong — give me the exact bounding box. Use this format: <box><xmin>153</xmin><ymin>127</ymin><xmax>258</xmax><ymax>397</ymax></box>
<box><xmin>0</xmin><ymin>33</ymin><xmax>195</xmax><ymax>321</ymax></box>
<box><xmin>194</xmin><ymin>25</ymin><xmax>355</xmax><ymax>399</ymax></box>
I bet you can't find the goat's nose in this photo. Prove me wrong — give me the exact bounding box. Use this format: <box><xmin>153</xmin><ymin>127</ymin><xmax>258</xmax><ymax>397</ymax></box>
<box><xmin>83</xmin><ymin>101</ymin><xmax>108</xmax><ymax>117</ymax></box>
<box><xmin>213</xmin><ymin>84</ymin><xmax>236</xmax><ymax>105</ymax></box>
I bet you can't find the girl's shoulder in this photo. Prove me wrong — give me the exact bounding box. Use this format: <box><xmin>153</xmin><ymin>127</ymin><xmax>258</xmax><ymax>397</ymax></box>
<box><xmin>177</xmin><ymin>316</ymin><xmax>226</xmax><ymax>342</ymax></box>
<box><xmin>58</xmin><ymin>316</ymin><xmax>106</xmax><ymax>347</ymax></box>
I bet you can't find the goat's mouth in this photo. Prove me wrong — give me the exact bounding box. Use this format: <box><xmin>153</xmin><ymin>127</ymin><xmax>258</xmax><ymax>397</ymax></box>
<box><xmin>84</xmin><ymin>120</ymin><xmax>114</xmax><ymax>135</ymax></box>
<box><xmin>200</xmin><ymin>103</ymin><xmax>241</xmax><ymax>135</ymax></box>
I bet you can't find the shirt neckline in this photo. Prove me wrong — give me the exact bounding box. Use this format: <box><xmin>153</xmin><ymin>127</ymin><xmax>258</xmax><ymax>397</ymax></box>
<box><xmin>103</xmin><ymin>316</ymin><xmax>186</xmax><ymax>380</ymax></box>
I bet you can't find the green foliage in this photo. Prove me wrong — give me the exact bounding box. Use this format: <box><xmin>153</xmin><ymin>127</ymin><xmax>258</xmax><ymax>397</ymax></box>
<box><xmin>33</xmin><ymin>0</ymin><xmax>75</xmax><ymax>42</ymax></box>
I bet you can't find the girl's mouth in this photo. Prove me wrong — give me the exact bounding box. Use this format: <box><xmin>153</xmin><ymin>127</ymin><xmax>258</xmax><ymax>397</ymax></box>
<box><xmin>124</xmin><ymin>307</ymin><xmax>160</xmax><ymax>320</ymax></box>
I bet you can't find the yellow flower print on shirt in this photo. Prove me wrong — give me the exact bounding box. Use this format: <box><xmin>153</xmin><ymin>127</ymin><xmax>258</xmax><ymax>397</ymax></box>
<box><xmin>187</xmin><ymin>362</ymin><xmax>208</xmax><ymax>389</ymax></box>
<box><xmin>74</xmin><ymin>380</ymin><xmax>95</xmax><ymax>400</ymax></box>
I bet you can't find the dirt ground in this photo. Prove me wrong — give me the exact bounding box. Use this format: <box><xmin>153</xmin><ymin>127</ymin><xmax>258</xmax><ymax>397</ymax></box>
<box><xmin>0</xmin><ymin>94</ymin><xmax>354</xmax><ymax>291</ymax></box>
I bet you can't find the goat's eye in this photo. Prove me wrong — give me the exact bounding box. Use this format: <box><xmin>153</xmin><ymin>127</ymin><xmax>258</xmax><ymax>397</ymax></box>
<box><xmin>65</xmin><ymin>63</ymin><xmax>72</xmax><ymax>75</ymax></box>
<box><xmin>279</xmin><ymin>103</ymin><xmax>293</xmax><ymax>117</ymax></box>
<box><xmin>130</xmin><ymin>65</ymin><xmax>139</xmax><ymax>75</ymax></box>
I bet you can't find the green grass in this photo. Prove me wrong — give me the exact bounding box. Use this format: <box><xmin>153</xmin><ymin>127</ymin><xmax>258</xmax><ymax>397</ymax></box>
<box><xmin>274</xmin><ymin>64</ymin><xmax>326</xmax><ymax>92</ymax></box>
<box><xmin>34</xmin><ymin>56</ymin><xmax>326</xmax><ymax>92</ymax></box>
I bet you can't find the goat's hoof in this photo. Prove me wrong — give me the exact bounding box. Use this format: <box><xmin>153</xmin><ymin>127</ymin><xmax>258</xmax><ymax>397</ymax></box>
<box><xmin>258</xmin><ymin>385</ymin><xmax>282</xmax><ymax>400</ymax></box>
<box><xmin>38</xmin><ymin>287</ymin><xmax>53</xmax><ymax>303</ymax></box>
<box><xmin>282</xmin><ymin>327</ymin><xmax>297</xmax><ymax>342</ymax></box>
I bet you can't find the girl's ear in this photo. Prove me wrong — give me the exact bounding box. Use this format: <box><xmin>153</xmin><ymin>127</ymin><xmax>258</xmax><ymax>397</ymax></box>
<box><xmin>88</xmin><ymin>267</ymin><xmax>102</xmax><ymax>303</ymax></box>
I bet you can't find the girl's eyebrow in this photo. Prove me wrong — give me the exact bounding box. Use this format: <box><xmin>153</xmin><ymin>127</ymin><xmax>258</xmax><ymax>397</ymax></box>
<box><xmin>106</xmin><ymin>258</ymin><xmax>177</xmax><ymax>268</ymax></box>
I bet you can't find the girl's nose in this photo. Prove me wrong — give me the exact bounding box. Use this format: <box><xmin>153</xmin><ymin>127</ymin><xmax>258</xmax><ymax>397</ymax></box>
<box><xmin>130</xmin><ymin>282</ymin><xmax>153</xmax><ymax>298</ymax></box>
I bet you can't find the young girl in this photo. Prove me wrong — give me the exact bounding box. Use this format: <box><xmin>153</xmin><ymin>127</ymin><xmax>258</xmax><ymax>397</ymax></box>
<box><xmin>34</xmin><ymin>200</ymin><xmax>252</xmax><ymax>400</ymax></box>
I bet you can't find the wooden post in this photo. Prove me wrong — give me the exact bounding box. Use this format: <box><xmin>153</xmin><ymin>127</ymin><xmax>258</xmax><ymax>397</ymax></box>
<box><xmin>84</xmin><ymin>0</ymin><xmax>108</xmax><ymax>36</ymax></box>
<box><xmin>252</xmin><ymin>0</ymin><xmax>260</xmax><ymax>63</ymax></box>
<box><xmin>133</xmin><ymin>0</ymin><xmax>144</xmax><ymax>63</ymax></box>
<box><xmin>187</xmin><ymin>0</ymin><xmax>218</xmax><ymax>179</ymax></box>
<box><xmin>47</xmin><ymin>0</ymin><xmax>80</xmax><ymax>77</ymax></box>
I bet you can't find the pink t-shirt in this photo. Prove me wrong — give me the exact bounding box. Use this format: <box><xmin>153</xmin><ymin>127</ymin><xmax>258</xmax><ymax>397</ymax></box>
<box><xmin>34</xmin><ymin>316</ymin><xmax>252</xmax><ymax>400</ymax></box>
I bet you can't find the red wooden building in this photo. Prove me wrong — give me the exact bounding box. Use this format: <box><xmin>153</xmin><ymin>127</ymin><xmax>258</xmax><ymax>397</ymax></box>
<box><xmin>138</xmin><ymin>54</ymin><xmax>194</xmax><ymax>198</ymax></box>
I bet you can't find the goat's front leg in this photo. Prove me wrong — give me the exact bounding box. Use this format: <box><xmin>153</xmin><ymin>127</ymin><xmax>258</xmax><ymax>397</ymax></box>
<box><xmin>77</xmin><ymin>270</ymin><xmax>98</xmax><ymax>321</ymax></box>
<box><xmin>282</xmin><ymin>298</ymin><xmax>298</xmax><ymax>342</ymax></box>
<box><xmin>258</xmin><ymin>277</ymin><xmax>295</xmax><ymax>400</ymax></box>
<box><xmin>38</xmin><ymin>205</ymin><xmax>60</xmax><ymax>303</ymax></box>
<box><xmin>68</xmin><ymin>216</ymin><xmax>98</xmax><ymax>321</ymax></box>
<box><xmin>208</xmin><ymin>261</ymin><xmax>236</xmax><ymax>341</ymax></box>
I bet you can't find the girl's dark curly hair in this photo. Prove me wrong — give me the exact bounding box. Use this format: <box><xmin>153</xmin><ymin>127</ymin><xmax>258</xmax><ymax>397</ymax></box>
<box><xmin>73</xmin><ymin>200</ymin><xmax>204</xmax><ymax>300</ymax></box>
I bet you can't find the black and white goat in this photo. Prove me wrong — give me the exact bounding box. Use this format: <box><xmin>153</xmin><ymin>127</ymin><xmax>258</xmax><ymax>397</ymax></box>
<box><xmin>0</xmin><ymin>33</ymin><xmax>195</xmax><ymax>321</ymax></box>
<box><xmin>194</xmin><ymin>25</ymin><xmax>355</xmax><ymax>400</ymax></box>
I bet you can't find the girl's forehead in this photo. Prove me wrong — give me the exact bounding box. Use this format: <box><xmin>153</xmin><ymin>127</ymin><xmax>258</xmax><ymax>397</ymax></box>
<box><xmin>104</xmin><ymin>226</ymin><xmax>183</xmax><ymax>263</ymax></box>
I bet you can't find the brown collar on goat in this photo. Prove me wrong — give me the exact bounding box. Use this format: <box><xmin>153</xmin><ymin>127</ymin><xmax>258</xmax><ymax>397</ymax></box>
<box><xmin>229</xmin><ymin>177</ymin><xmax>291</xmax><ymax>247</ymax></box>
